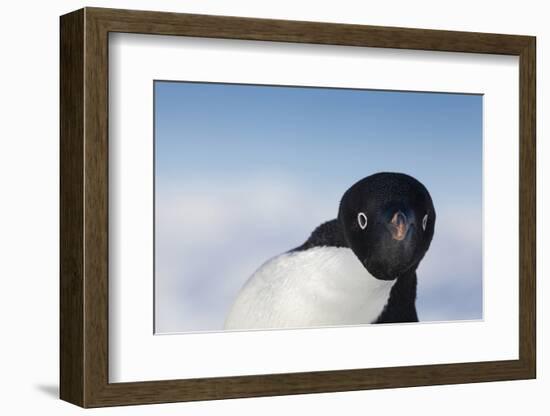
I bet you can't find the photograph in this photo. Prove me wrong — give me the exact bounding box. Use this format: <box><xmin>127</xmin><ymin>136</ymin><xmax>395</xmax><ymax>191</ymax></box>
<box><xmin>154</xmin><ymin>80</ymin><xmax>483</xmax><ymax>334</ymax></box>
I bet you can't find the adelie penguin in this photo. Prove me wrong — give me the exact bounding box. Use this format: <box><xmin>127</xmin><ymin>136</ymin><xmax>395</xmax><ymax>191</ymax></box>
<box><xmin>224</xmin><ymin>172</ymin><xmax>436</xmax><ymax>330</ymax></box>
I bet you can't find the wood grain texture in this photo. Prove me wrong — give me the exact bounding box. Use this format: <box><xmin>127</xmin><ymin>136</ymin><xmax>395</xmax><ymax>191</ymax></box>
<box><xmin>83</xmin><ymin>10</ymin><xmax>110</xmax><ymax>406</ymax></box>
<box><xmin>59</xmin><ymin>7</ymin><xmax>537</xmax><ymax>408</ymax></box>
<box><xmin>518</xmin><ymin>38</ymin><xmax>536</xmax><ymax>376</ymax></box>
<box><xmin>59</xmin><ymin>8</ymin><xmax>84</xmax><ymax>407</ymax></box>
<box><xmin>88</xmin><ymin>7</ymin><xmax>532</xmax><ymax>54</ymax></box>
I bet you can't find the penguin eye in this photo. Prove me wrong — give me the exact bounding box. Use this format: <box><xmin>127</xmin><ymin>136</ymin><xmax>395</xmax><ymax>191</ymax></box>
<box><xmin>357</xmin><ymin>212</ymin><xmax>368</xmax><ymax>230</ymax></box>
<box><xmin>422</xmin><ymin>213</ymin><xmax>428</xmax><ymax>231</ymax></box>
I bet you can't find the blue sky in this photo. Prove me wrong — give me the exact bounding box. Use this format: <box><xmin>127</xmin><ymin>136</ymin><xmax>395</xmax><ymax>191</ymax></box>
<box><xmin>154</xmin><ymin>81</ymin><xmax>483</xmax><ymax>333</ymax></box>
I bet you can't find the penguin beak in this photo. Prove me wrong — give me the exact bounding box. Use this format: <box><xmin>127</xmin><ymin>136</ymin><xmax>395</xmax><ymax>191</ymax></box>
<box><xmin>389</xmin><ymin>211</ymin><xmax>409</xmax><ymax>241</ymax></box>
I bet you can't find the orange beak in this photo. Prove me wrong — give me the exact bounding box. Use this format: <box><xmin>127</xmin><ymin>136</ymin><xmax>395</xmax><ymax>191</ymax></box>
<box><xmin>390</xmin><ymin>211</ymin><xmax>409</xmax><ymax>241</ymax></box>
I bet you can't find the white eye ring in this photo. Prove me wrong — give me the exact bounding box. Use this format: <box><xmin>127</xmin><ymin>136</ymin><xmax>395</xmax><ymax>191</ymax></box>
<box><xmin>422</xmin><ymin>214</ymin><xmax>428</xmax><ymax>231</ymax></box>
<box><xmin>357</xmin><ymin>212</ymin><xmax>368</xmax><ymax>230</ymax></box>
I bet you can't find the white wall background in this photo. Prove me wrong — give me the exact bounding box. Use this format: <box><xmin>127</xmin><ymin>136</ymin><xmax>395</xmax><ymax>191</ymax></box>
<box><xmin>0</xmin><ymin>0</ymin><xmax>545</xmax><ymax>414</ymax></box>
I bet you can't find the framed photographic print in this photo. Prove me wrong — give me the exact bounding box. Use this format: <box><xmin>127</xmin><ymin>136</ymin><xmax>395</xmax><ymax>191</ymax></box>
<box><xmin>60</xmin><ymin>7</ymin><xmax>536</xmax><ymax>408</ymax></box>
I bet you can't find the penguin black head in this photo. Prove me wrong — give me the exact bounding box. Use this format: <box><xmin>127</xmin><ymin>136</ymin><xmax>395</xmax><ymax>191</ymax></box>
<box><xmin>338</xmin><ymin>172</ymin><xmax>436</xmax><ymax>281</ymax></box>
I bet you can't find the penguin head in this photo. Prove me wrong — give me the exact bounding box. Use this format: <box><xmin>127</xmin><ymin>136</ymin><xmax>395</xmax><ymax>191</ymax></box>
<box><xmin>338</xmin><ymin>172</ymin><xmax>436</xmax><ymax>281</ymax></box>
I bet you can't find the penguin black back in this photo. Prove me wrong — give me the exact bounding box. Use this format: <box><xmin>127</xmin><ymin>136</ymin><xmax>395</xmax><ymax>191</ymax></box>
<box><xmin>291</xmin><ymin>220</ymin><xmax>347</xmax><ymax>252</ymax></box>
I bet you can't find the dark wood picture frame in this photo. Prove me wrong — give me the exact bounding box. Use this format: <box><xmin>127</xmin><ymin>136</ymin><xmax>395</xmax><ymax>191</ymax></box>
<box><xmin>60</xmin><ymin>7</ymin><xmax>536</xmax><ymax>408</ymax></box>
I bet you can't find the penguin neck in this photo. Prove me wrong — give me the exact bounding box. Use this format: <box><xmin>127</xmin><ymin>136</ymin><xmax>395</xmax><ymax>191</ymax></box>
<box><xmin>375</xmin><ymin>269</ymin><xmax>419</xmax><ymax>323</ymax></box>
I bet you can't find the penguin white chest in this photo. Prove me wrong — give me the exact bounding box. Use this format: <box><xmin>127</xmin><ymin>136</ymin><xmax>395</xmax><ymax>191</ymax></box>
<box><xmin>224</xmin><ymin>247</ymin><xmax>396</xmax><ymax>330</ymax></box>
